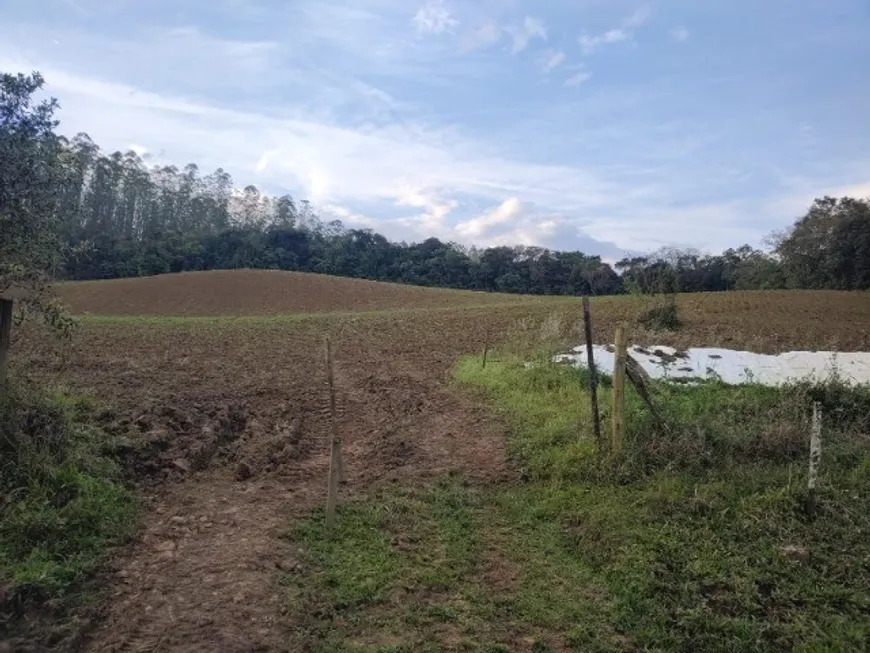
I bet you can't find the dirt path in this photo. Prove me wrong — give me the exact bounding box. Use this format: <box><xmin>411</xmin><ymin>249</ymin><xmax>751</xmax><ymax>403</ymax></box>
<box><xmin>73</xmin><ymin>314</ymin><xmax>509</xmax><ymax>652</ymax></box>
<box><xmin>85</xmin><ymin>474</ymin><xmax>317</xmax><ymax>652</ymax></box>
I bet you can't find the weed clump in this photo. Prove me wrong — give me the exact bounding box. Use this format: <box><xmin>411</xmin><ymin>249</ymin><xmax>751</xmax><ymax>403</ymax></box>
<box><xmin>638</xmin><ymin>294</ymin><xmax>681</xmax><ymax>330</ymax></box>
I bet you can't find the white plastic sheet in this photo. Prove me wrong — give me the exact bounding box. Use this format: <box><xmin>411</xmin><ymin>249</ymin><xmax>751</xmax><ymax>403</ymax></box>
<box><xmin>555</xmin><ymin>345</ymin><xmax>870</xmax><ymax>386</ymax></box>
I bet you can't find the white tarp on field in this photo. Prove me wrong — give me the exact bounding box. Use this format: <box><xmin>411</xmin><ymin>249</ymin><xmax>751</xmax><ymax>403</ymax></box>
<box><xmin>555</xmin><ymin>346</ymin><xmax>870</xmax><ymax>386</ymax></box>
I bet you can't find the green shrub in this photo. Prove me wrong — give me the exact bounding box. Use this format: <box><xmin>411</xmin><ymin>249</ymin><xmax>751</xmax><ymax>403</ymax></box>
<box><xmin>638</xmin><ymin>294</ymin><xmax>681</xmax><ymax>330</ymax></box>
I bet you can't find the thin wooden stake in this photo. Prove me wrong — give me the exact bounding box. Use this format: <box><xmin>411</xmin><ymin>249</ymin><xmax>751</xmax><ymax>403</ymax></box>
<box><xmin>582</xmin><ymin>297</ymin><xmax>601</xmax><ymax>448</ymax></box>
<box><xmin>324</xmin><ymin>337</ymin><xmax>343</xmax><ymax>529</ymax></box>
<box><xmin>611</xmin><ymin>326</ymin><xmax>628</xmax><ymax>455</ymax></box>
<box><xmin>806</xmin><ymin>401</ymin><xmax>822</xmax><ymax>519</ymax></box>
<box><xmin>0</xmin><ymin>298</ymin><xmax>13</xmax><ymax>383</ymax></box>
<box><xmin>481</xmin><ymin>328</ymin><xmax>490</xmax><ymax>369</ymax></box>
<box><xmin>324</xmin><ymin>337</ymin><xmax>343</xmax><ymax>483</ymax></box>
<box><xmin>325</xmin><ymin>437</ymin><xmax>341</xmax><ymax>530</ymax></box>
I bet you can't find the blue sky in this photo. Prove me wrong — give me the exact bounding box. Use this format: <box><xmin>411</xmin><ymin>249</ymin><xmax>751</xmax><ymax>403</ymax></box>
<box><xmin>1</xmin><ymin>0</ymin><xmax>868</xmax><ymax>258</ymax></box>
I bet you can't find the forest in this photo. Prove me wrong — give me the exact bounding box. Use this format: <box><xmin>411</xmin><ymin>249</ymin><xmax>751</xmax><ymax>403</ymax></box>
<box><xmin>4</xmin><ymin>71</ymin><xmax>870</xmax><ymax>297</ymax></box>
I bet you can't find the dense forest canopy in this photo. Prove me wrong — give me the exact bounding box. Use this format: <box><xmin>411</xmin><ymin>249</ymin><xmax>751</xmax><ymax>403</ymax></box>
<box><xmin>3</xmin><ymin>70</ymin><xmax>870</xmax><ymax>296</ymax></box>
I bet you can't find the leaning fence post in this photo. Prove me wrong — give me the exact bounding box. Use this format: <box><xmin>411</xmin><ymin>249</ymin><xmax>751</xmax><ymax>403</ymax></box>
<box><xmin>0</xmin><ymin>298</ymin><xmax>13</xmax><ymax>383</ymax></box>
<box><xmin>324</xmin><ymin>337</ymin><xmax>343</xmax><ymax>529</ymax></box>
<box><xmin>806</xmin><ymin>401</ymin><xmax>822</xmax><ymax>519</ymax></box>
<box><xmin>611</xmin><ymin>326</ymin><xmax>628</xmax><ymax>455</ymax></box>
<box><xmin>582</xmin><ymin>297</ymin><xmax>602</xmax><ymax>449</ymax></box>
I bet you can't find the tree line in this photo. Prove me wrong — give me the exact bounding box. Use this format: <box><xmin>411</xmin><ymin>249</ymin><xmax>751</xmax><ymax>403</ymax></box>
<box><xmin>4</xmin><ymin>70</ymin><xmax>870</xmax><ymax>298</ymax></box>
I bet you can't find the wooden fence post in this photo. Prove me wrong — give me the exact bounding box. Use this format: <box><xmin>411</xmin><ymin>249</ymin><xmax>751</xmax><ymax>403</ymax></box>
<box><xmin>481</xmin><ymin>328</ymin><xmax>489</xmax><ymax>369</ymax></box>
<box><xmin>0</xmin><ymin>298</ymin><xmax>13</xmax><ymax>383</ymax></box>
<box><xmin>582</xmin><ymin>297</ymin><xmax>601</xmax><ymax>448</ymax></box>
<box><xmin>324</xmin><ymin>337</ymin><xmax>343</xmax><ymax>482</ymax></box>
<box><xmin>324</xmin><ymin>337</ymin><xmax>343</xmax><ymax>529</ymax></box>
<box><xmin>806</xmin><ymin>401</ymin><xmax>822</xmax><ymax>519</ymax></box>
<box><xmin>611</xmin><ymin>326</ymin><xmax>628</xmax><ymax>455</ymax></box>
<box><xmin>325</xmin><ymin>438</ymin><xmax>342</xmax><ymax>530</ymax></box>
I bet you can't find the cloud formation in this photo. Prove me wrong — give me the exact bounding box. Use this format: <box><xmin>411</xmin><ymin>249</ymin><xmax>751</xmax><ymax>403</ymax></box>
<box><xmin>578</xmin><ymin>5</ymin><xmax>650</xmax><ymax>54</ymax></box>
<box><xmin>1</xmin><ymin>0</ymin><xmax>868</xmax><ymax>257</ymax></box>
<box><xmin>540</xmin><ymin>49</ymin><xmax>567</xmax><ymax>73</ymax></box>
<box><xmin>508</xmin><ymin>16</ymin><xmax>547</xmax><ymax>53</ymax></box>
<box><xmin>461</xmin><ymin>22</ymin><xmax>502</xmax><ymax>52</ymax></box>
<box><xmin>564</xmin><ymin>71</ymin><xmax>592</xmax><ymax>87</ymax></box>
<box><xmin>412</xmin><ymin>0</ymin><xmax>458</xmax><ymax>35</ymax></box>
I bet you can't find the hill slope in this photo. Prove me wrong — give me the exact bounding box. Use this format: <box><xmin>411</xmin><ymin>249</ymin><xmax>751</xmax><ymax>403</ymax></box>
<box><xmin>56</xmin><ymin>269</ymin><xmax>541</xmax><ymax>316</ymax></box>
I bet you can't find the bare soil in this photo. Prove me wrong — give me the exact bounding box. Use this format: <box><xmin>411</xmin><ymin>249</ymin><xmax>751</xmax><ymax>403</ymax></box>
<box><xmin>11</xmin><ymin>273</ymin><xmax>870</xmax><ymax>651</ymax></box>
<box><xmin>55</xmin><ymin>269</ymin><xmax>534</xmax><ymax>317</ymax></box>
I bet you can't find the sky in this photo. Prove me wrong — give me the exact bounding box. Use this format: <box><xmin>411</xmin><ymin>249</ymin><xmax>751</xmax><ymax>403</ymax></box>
<box><xmin>1</xmin><ymin>0</ymin><xmax>869</xmax><ymax>258</ymax></box>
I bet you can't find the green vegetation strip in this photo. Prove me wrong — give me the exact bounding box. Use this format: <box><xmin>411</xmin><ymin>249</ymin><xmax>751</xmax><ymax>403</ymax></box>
<box><xmin>284</xmin><ymin>357</ymin><xmax>870</xmax><ymax>652</ymax></box>
<box><xmin>0</xmin><ymin>384</ymin><xmax>137</xmax><ymax>635</ymax></box>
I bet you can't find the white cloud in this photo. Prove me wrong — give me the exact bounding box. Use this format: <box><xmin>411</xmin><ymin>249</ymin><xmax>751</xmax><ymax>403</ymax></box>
<box><xmin>625</xmin><ymin>5</ymin><xmax>651</xmax><ymax>29</ymax></box>
<box><xmin>412</xmin><ymin>0</ymin><xmax>458</xmax><ymax>35</ymax></box>
<box><xmin>452</xmin><ymin>198</ymin><xmax>627</xmax><ymax>256</ymax></box>
<box><xmin>460</xmin><ymin>22</ymin><xmax>502</xmax><ymax>52</ymax></box>
<box><xmin>540</xmin><ymin>49</ymin><xmax>567</xmax><ymax>73</ymax></box>
<box><xmin>395</xmin><ymin>186</ymin><xmax>459</xmax><ymax>233</ymax></box>
<box><xmin>455</xmin><ymin>197</ymin><xmax>524</xmax><ymax>238</ymax></box>
<box><xmin>579</xmin><ymin>29</ymin><xmax>629</xmax><ymax>54</ymax></box>
<box><xmin>508</xmin><ymin>16</ymin><xmax>547</xmax><ymax>53</ymax></box>
<box><xmin>4</xmin><ymin>0</ymin><xmax>865</xmax><ymax>257</ymax></box>
<box><xmin>670</xmin><ymin>26</ymin><xmax>690</xmax><ymax>42</ymax></box>
<box><xmin>20</xmin><ymin>59</ymin><xmax>858</xmax><ymax>255</ymax></box>
<box><xmin>1</xmin><ymin>61</ymin><xmax>657</xmax><ymax>251</ymax></box>
<box><xmin>578</xmin><ymin>5</ymin><xmax>650</xmax><ymax>54</ymax></box>
<box><xmin>321</xmin><ymin>203</ymin><xmax>378</xmax><ymax>229</ymax></box>
<box><xmin>128</xmin><ymin>143</ymin><xmax>148</xmax><ymax>157</ymax></box>
<box><xmin>565</xmin><ymin>71</ymin><xmax>592</xmax><ymax>87</ymax></box>
<box><xmin>255</xmin><ymin>149</ymin><xmax>279</xmax><ymax>172</ymax></box>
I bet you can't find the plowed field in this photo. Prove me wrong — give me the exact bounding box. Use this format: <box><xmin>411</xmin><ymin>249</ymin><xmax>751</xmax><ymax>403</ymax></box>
<box><xmin>55</xmin><ymin>269</ymin><xmax>544</xmax><ymax>316</ymax></box>
<box><xmin>12</xmin><ymin>272</ymin><xmax>870</xmax><ymax>652</ymax></box>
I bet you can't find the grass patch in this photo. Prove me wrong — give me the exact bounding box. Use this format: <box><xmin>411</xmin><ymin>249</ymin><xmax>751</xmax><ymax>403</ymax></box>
<box><xmin>455</xmin><ymin>357</ymin><xmax>601</xmax><ymax>482</ymax></box>
<box><xmin>0</xmin><ymin>381</ymin><xmax>137</xmax><ymax>638</ymax></box>
<box><xmin>283</xmin><ymin>351</ymin><xmax>870</xmax><ymax>651</ymax></box>
<box><xmin>281</xmin><ymin>476</ymin><xmax>487</xmax><ymax>652</ymax></box>
<box><xmin>453</xmin><ymin>354</ymin><xmax>870</xmax><ymax>651</ymax></box>
<box><xmin>282</xmin><ymin>475</ymin><xmax>618</xmax><ymax>652</ymax></box>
